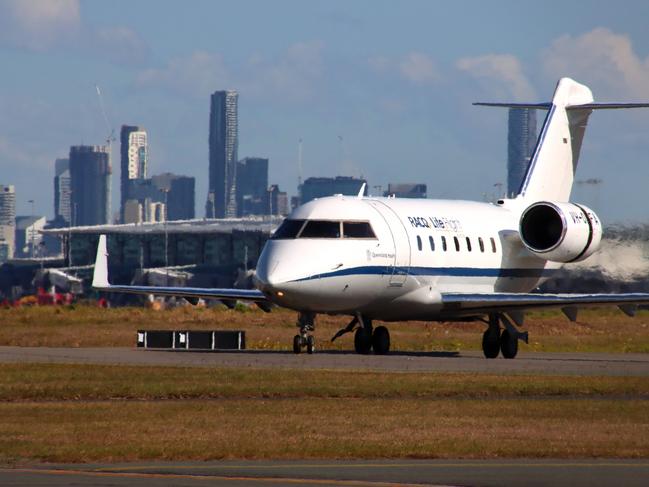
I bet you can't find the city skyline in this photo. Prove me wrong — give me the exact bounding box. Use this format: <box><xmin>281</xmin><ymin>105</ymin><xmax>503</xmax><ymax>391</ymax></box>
<box><xmin>2</xmin><ymin>1</ymin><xmax>649</xmax><ymax>222</ymax></box>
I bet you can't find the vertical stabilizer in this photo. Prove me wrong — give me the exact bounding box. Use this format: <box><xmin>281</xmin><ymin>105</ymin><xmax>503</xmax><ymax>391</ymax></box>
<box><xmin>92</xmin><ymin>235</ymin><xmax>110</xmax><ymax>288</ymax></box>
<box><xmin>518</xmin><ymin>78</ymin><xmax>594</xmax><ymax>201</ymax></box>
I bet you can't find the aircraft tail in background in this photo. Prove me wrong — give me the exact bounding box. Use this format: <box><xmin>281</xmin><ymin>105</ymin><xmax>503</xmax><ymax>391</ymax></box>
<box><xmin>475</xmin><ymin>77</ymin><xmax>649</xmax><ymax>202</ymax></box>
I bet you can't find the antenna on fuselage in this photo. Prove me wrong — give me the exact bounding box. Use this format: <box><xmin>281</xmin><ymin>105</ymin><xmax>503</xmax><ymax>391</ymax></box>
<box><xmin>357</xmin><ymin>182</ymin><xmax>366</xmax><ymax>198</ymax></box>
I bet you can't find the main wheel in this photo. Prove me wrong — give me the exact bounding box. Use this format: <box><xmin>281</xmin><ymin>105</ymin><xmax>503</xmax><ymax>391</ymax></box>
<box><xmin>306</xmin><ymin>335</ymin><xmax>315</xmax><ymax>354</ymax></box>
<box><xmin>293</xmin><ymin>335</ymin><xmax>302</xmax><ymax>354</ymax></box>
<box><xmin>372</xmin><ymin>326</ymin><xmax>390</xmax><ymax>355</ymax></box>
<box><xmin>482</xmin><ymin>329</ymin><xmax>500</xmax><ymax>359</ymax></box>
<box><xmin>354</xmin><ymin>328</ymin><xmax>372</xmax><ymax>354</ymax></box>
<box><xmin>500</xmin><ymin>329</ymin><xmax>518</xmax><ymax>359</ymax></box>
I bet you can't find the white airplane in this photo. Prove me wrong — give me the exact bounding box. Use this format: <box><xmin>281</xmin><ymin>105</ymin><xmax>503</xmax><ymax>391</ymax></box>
<box><xmin>93</xmin><ymin>77</ymin><xmax>649</xmax><ymax>359</ymax></box>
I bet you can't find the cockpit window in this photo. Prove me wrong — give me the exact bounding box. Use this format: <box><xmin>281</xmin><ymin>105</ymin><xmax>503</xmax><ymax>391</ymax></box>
<box><xmin>342</xmin><ymin>221</ymin><xmax>376</xmax><ymax>239</ymax></box>
<box><xmin>271</xmin><ymin>219</ymin><xmax>305</xmax><ymax>239</ymax></box>
<box><xmin>299</xmin><ymin>220</ymin><xmax>341</xmax><ymax>238</ymax></box>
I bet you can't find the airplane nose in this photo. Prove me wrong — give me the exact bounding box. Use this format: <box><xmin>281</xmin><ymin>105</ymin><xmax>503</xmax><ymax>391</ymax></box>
<box><xmin>254</xmin><ymin>242</ymin><xmax>284</xmax><ymax>293</ymax></box>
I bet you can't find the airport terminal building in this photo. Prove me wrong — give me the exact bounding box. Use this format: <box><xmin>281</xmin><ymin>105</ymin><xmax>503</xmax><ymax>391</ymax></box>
<box><xmin>36</xmin><ymin>217</ymin><xmax>282</xmax><ymax>298</ymax></box>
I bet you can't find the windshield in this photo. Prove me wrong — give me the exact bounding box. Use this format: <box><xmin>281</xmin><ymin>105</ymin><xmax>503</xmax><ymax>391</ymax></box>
<box><xmin>342</xmin><ymin>221</ymin><xmax>376</xmax><ymax>239</ymax></box>
<box><xmin>299</xmin><ymin>220</ymin><xmax>341</xmax><ymax>238</ymax></box>
<box><xmin>271</xmin><ymin>219</ymin><xmax>305</xmax><ymax>239</ymax></box>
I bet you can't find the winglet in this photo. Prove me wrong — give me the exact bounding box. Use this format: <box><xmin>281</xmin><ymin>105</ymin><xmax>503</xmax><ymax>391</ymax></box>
<box><xmin>92</xmin><ymin>235</ymin><xmax>110</xmax><ymax>289</ymax></box>
<box><xmin>357</xmin><ymin>182</ymin><xmax>366</xmax><ymax>198</ymax></box>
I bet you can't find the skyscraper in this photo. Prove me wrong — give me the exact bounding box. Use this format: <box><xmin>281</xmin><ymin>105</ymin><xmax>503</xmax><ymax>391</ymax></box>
<box><xmin>53</xmin><ymin>158</ymin><xmax>71</xmax><ymax>225</ymax></box>
<box><xmin>384</xmin><ymin>183</ymin><xmax>427</xmax><ymax>199</ymax></box>
<box><xmin>237</xmin><ymin>157</ymin><xmax>268</xmax><ymax>216</ymax></box>
<box><xmin>206</xmin><ymin>90</ymin><xmax>238</xmax><ymax>218</ymax></box>
<box><xmin>120</xmin><ymin>125</ymin><xmax>148</xmax><ymax>222</ymax></box>
<box><xmin>69</xmin><ymin>145</ymin><xmax>111</xmax><ymax>226</ymax></box>
<box><xmin>300</xmin><ymin>176</ymin><xmax>368</xmax><ymax>204</ymax></box>
<box><xmin>507</xmin><ymin>108</ymin><xmax>537</xmax><ymax>197</ymax></box>
<box><xmin>0</xmin><ymin>185</ymin><xmax>16</xmax><ymax>261</ymax></box>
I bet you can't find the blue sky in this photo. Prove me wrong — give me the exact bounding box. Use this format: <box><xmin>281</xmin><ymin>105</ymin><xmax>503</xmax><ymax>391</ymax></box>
<box><xmin>2</xmin><ymin>0</ymin><xmax>649</xmax><ymax>222</ymax></box>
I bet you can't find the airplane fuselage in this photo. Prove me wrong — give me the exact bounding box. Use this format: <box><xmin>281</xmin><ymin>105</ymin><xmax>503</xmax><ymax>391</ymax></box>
<box><xmin>254</xmin><ymin>195</ymin><xmax>560</xmax><ymax>321</ymax></box>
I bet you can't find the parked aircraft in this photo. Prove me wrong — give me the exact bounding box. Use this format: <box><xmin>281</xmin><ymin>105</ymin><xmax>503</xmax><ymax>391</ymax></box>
<box><xmin>93</xmin><ymin>78</ymin><xmax>649</xmax><ymax>359</ymax></box>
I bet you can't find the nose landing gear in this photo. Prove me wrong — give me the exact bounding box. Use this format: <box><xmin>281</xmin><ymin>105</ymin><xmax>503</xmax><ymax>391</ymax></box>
<box><xmin>293</xmin><ymin>312</ymin><xmax>316</xmax><ymax>354</ymax></box>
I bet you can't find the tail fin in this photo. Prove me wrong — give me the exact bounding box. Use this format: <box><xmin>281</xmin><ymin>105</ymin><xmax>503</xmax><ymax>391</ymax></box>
<box><xmin>475</xmin><ymin>77</ymin><xmax>649</xmax><ymax>202</ymax></box>
<box><xmin>92</xmin><ymin>235</ymin><xmax>110</xmax><ymax>289</ymax></box>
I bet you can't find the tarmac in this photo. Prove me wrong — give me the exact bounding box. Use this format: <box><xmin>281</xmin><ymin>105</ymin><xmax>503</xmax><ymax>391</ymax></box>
<box><xmin>0</xmin><ymin>345</ymin><xmax>648</xmax><ymax>376</ymax></box>
<box><xmin>2</xmin><ymin>459</ymin><xmax>649</xmax><ymax>486</ymax></box>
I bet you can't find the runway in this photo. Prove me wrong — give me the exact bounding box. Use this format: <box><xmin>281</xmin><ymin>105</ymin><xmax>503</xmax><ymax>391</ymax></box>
<box><xmin>0</xmin><ymin>346</ymin><xmax>648</xmax><ymax>376</ymax></box>
<box><xmin>2</xmin><ymin>460</ymin><xmax>649</xmax><ymax>486</ymax></box>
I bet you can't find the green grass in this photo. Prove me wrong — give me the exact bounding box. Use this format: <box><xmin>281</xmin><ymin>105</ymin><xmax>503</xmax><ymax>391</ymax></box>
<box><xmin>1</xmin><ymin>305</ymin><xmax>649</xmax><ymax>353</ymax></box>
<box><xmin>0</xmin><ymin>364</ymin><xmax>648</xmax><ymax>462</ymax></box>
<box><xmin>0</xmin><ymin>363</ymin><xmax>647</xmax><ymax>401</ymax></box>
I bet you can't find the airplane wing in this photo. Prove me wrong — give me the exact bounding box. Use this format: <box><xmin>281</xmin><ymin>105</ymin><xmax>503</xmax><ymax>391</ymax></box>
<box><xmin>441</xmin><ymin>292</ymin><xmax>649</xmax><ymax>317</ymax></box>
<box><xmin>92</xmin><ymin>235</ymin><xmax>269</xmax><ymax>304</ymax></box>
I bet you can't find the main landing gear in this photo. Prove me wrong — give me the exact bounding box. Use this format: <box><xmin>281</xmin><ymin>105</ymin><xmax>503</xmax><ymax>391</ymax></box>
<box><xmin>482</xmin><ymin>313</ymin><xmax>528</xmax><ymax>359</ymax></box>
<box><xmin>331</xmin><ymin>314</ymin><xmax>390</xmax><ymax>355</ymax></box>
<box><xmin>293</xmin><ymin>312</ymin><xmax>316</xmax><ymax>354</ymax></box>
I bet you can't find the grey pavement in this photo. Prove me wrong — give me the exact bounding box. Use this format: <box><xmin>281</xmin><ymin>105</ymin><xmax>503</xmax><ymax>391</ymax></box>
<box><xmin>0</xmin><ymin>346</ymin><xmax>648</xmax><ymax>376</ymax></box>
<box><xmin>1</xmin><ymin>459</ymin><xmax>649</xmax><ymax>486</ymax></box>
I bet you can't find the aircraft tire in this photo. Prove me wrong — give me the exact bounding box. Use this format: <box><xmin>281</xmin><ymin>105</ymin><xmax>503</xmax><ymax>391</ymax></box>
<box><xmin>293</xmin><ymin>335</ymin><xmax>302</xmax><ymax>354</ymax></box>
<box><xmin>500</xmin><ymin>329</ymin><xmax>518</xmax><ymax>359</ymax></box>
<box><xmin>482</xmin><ymin>329</ymin><xmax>500</xmax><ymax>359</ymax></box>
<box><xmin>372</xmin><ymin>326</ymin><xmax>390</xmax><ymax>355</ymax></box>
<box><xmin>306</xmin><ymin>335</ymin><xmax>315</xmax><ymax>354</ymax></box>
<box><xmin>354</xmin><ymin>328</ymin><xmax>372</xmax><ymax>354</ymax></box>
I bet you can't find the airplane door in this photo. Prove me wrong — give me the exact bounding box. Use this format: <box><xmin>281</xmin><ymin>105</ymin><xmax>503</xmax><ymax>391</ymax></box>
<box><xmin>366</xmin><ymin>200</ymin><xmax>411</xmax><ymax>286</ymax></box>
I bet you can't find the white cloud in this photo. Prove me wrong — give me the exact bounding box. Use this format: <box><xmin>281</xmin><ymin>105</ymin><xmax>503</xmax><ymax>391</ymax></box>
<box><xmin>368</xmin><ymin>52</ymin><xmax>439</xmax><ymax>85</ymax></box>
<box><xmin>0</xmin><ymin>0</ymin><xmax>80</xmax><ymax>50</ymax></box>
<box><xmin>456</xmin><ymin>54</ymin><xmax>535</xmax><ymax>101</ymax></box>
<box><xmin>91</xmin><ymin>26</ymin><xmax>150</xmax><ymax>66</ymax></box>
<box><xmin>399</xmin><ymin>52</ymin><xmax>439</xmax><ymax>84</ymax></box>
<box><xmin>542</xmin><ymin>28</ymin><xmax>649</xmax><ymax>99</ymax></box>
<box><xmin>136</xmin><ymin>51</ymin><xmax>231</xmax><ymax>96</ymax></box>
<box><xmin>136</xmin><ymin>41</ymin><xmax>325</xmax><ymax>101</ymax></box>
<box><xmin>249</xmin><ymin>41</ymin><xmax>325</xmax><ymax>100</ymax></box>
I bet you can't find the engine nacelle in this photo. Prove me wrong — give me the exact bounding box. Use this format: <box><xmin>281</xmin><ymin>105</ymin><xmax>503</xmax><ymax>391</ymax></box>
<box><xmin>519</xmin><ymin>201</ymin><xmax>602</xmax><ymax>263</ymax></box>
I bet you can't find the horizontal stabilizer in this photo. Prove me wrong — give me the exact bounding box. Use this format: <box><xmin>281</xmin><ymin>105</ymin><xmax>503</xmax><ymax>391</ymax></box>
<box><xmin>473</xmin><ymin>102</ymin><xmax>649</xmax><ymax>110</ymax></box>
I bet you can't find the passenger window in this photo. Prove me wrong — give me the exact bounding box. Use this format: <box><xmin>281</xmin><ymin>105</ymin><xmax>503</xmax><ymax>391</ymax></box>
<box><xmin>478</xmin><ymin>237</ymin><xmax>485</xmax><ymax>252</ymax></box>
<box><xmin>490</xmin><ymin>237</ymin><xmax>497</xmax><ymax>253</ymax></box>
<box><xmin>416</xmin><ymin>235</ymin><xmax>422</xmax><ymax>251</ymax></box>
<box><xmin>343</xmin><ymin>221</ymin><xmax>376</xmax><ymax>239</ymax></box>
<box><xmin>299</xmin><ymin>220</ymin><xmax>341</xmax><ymax>238</ymax></box>
<box><xmin>466</xmin><ymin>237</ymin><xmax>472</xmax><ymax>252</ymax></box>
<box><xmin>441</xmin><ymin>236</ymin><xmax>447</xmax><ymax>251</ymax></box>
<box><xmin>271</xmin><ymin>219</ymin><xmax>305</xmax><ymax>239</ymax></box>
<box><xmin>454</xmin><ymin>236</ymin><xmax>460</xmax><ymax>252</ymax></box>
<box><xmin>429</xmin><ymin>236</ymin><xmax>435</xmax><ymax>251</ymax></box>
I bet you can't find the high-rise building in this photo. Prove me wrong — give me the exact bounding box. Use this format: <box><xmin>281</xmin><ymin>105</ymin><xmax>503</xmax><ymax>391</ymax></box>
<box><xmin>206</xmin><ymin>90</ymin><xmax>238</xmax><ymax>218</ymax></box>
<box><xmin>54</xmin><ymin>158</ymin><xmax>71</xmax><ymax>225</ymax></box>
<box><xmin>120</xmin><ymin>125</ymin><xmax>148</xmax><ymax>222</ymax></box>
<box><xmin>69</xmin><ymin>145</ymin><xmax>111</xmax><ymax>226</ymax></box>
<box><xmin>14</xmin><ymin>215</ymin><xmax>46</xmax><ymax>258</ymax></box>
<box><xmin>300</xmin><ymin>176</ymin><xmax>367</xmax><ymax>205</ymax></box>
<box><xmin>507</xmin><ymin>108</ymin><xmax>537</xmax><ymax>197</ymax></box>
<box><xmin>151</xmin><ymin>173</ymin><xmax>195</xmax><ymax>221</ymax></box>
<box><xmin>125</xmin><ymin>173</ymin><xmax>195</xmax><ymax>223</ymax></box>
<box><xmin>384</xmin><ymin>183</ymin><xmax>427</xmax><ymax>199</ymax></box>
<box><xmin>268</xmin><ymin>185</ymin><xmax>288</xmax><ymax>216</ymax></box>
<box><xmin>0</xmin><ymin>185</ymin><xmax>16</xmax><ymax>261</ymax></box>
<box><xmin>237</xmin><ymin>157</ymin><xmax>268</xmax><ymax>216</ymax></box>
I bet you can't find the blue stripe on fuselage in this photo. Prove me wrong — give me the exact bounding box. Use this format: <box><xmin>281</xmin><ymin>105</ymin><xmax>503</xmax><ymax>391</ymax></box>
<box><xmin>291</xmin><ymin>266</ymin><xmax>558</xmax><ymax>282</ymax></box>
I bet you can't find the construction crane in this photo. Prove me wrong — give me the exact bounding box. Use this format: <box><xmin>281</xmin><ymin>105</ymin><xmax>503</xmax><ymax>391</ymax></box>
<box><xmin>95</xmin><ymin>85</ymin><xmax>116</xmax><ymax>153</ymax></box>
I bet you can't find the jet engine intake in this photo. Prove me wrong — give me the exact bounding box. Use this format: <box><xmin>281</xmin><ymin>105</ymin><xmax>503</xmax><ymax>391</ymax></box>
<box><xmin>519</xmin><ymin>201</ymin><xmax>602</xmax><ymax>263</ymax></box>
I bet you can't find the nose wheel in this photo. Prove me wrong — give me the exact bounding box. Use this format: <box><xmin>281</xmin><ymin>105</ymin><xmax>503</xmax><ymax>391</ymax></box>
<box><xmin>293</xmin><ymin>312</ymin><xmax>316</xmax><ymax>354</ymax></box>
